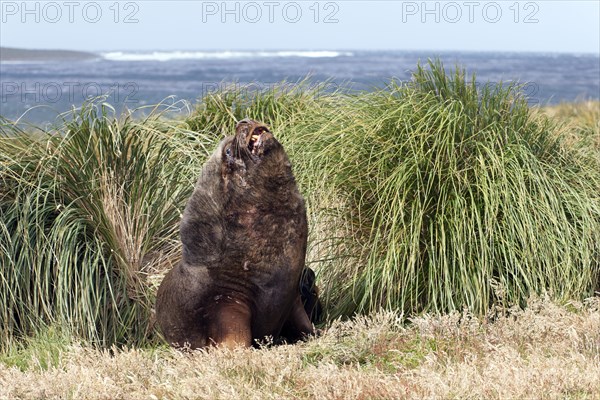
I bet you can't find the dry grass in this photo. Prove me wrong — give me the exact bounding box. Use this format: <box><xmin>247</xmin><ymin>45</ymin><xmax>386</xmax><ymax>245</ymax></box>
<box><xmin>1</xmin><ymin>297</ymin><xmax>598</xmax><ymax>400</ymax></box>
<box><xmin>541</xmin><ymin>101</ymin><xmax>600</xmax><ymax>155</ymax></box>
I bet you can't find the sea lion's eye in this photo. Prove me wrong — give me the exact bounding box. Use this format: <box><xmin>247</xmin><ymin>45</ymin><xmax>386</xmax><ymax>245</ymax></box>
<box><xmin>226</xmin><ymin>148</ymin><xmax>231</xmax><ymax>156</ymax></box>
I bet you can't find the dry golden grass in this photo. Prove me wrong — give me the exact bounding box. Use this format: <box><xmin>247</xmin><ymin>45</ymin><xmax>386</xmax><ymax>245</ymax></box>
<box><xmin>542</xmin><ymin>101</ymin><xmax>600</xmax><ymax>154</ymax></box>
<box><xmin>1</xmin><ymin>297</ymin><xmax>598</xmax><ymax>400</ymax></box>
<box><xmin>543</xmin><ymin>100</ymin><xmax>600</xmax><ymax>126</ymax></box>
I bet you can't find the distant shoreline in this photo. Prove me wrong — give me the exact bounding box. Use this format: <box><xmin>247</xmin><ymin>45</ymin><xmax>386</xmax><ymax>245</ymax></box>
<box><xmin>0</xmin><ymin>47</ymin><xmax>99</xmax><ymax>62</ymax></box>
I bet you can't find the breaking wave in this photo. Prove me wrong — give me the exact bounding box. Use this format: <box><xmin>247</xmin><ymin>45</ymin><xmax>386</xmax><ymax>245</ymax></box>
<box><xmin>101</xmin><ymin>50</ymin><xmax>354</xmax><ymax>61</ymax></box>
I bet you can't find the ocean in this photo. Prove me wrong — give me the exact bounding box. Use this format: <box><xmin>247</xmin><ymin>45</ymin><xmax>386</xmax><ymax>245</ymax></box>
<box><xmin>1</xmin><ymin>50</ymin><xmax>599</xmax><ymax>124</ymax></box>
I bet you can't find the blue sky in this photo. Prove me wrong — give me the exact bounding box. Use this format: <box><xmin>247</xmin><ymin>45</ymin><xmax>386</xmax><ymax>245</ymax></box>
<box><xmin>1</xmin><ymin>1</ymin><xmax>599</xmax><ymax>53</ymax></box>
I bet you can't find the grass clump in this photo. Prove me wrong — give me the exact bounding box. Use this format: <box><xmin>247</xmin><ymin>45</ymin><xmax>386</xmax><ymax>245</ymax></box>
<box><xmin>312</xmin><ymin>61</ymin><xmax>600</xmax><ymax>317</ymax></box>
<box><xmin>0</xmin><ymin>102</ymin><xmax>212</xmax><ymax>349</ymax></box>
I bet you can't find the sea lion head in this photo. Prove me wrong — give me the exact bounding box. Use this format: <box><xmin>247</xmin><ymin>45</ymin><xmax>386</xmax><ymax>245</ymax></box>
<box><xmin>221</xmin><ymin>118</ymin><xmax>287</xmax><ymax>170</ymax></box>
<box><xmin>233</xmin><ymin>118</ymin><xmax>276</xmax><ymax>158</ymax></box>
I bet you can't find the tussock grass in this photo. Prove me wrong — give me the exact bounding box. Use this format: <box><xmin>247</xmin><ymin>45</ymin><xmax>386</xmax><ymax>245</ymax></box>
<box><xmin>301</xmin><ymin>63</ymin><xmax>600</xmax><ymax>318</ymax></box>
<box><xmin>0</xmin><ymin>102</ymin><xmax>213</xmax><ymax>348</ymax></box>
<box><xmin>0</xmin><ymin>298</ymin><xmax>598</xmax><ymax>399</ymax></box>
<box><xmin>1</xmin><ymin>62</ymin><xmax>599</xmax><ymax>351</ymax></box>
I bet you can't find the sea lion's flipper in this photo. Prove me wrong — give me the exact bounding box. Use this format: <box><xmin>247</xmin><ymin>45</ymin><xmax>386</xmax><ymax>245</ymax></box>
<box><xmin>208</xmin><ymin>303</ymin><xmax>253</xmax><ymax>349</ymax></box>
<box><xmin>300</xmin><ymin>267</ymin><xmax>323</xmax><ymax>324</ymax></box>
<box><xmin>280</xmin><ymin>295</ymin><xmax>315</xmax><ymax>343</ymax></box>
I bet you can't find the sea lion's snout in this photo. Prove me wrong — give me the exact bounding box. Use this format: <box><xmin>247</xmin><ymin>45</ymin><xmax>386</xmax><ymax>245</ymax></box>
<box><xmin>235</xmin><ymin>119</ymin><xmax>273</xmax><ymax>156</ymax></box>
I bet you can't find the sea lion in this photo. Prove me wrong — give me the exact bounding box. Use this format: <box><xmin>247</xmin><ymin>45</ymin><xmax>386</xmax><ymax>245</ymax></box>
<box><xmin>155</xmin><ymin>118</ymin><xmax>315</xmax><ymax>349</ymax></box>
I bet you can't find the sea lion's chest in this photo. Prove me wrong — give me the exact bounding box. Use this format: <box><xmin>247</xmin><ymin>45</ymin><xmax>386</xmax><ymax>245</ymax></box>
<box><xmin>233</xmin><ymin>206</ymin><xmax>261</xmax><ymax>234</ymax></box>
<box><xmin>225</xmin><ymin>199</ymin><xmax>304</xmax><ymax>248</ymax></box>
<box><xmin>220</xmin><ymin>194</ymin><xmax>305</xmax><ymax>273</ymax></box>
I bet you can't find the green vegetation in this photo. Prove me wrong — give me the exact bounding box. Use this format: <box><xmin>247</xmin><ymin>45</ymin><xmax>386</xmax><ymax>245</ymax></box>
<box><xmin>304</xmin><ymin>64</ymin><xmax>600</xmax><ymax>317</ymax></box>
<box><xmin>1</xmin><ymin>61</ymin><xmax>599</xmax><ymax>353</ymax></box>
<box><xmin>0</xmin><ymin>105</ymin><xmax>207</xmax><ymax>348</ymax></box>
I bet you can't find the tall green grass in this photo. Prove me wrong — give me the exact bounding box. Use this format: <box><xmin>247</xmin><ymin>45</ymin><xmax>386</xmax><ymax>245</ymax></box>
<box><xmin>1</xmin><ymin>62</ymin><xmax>599</xmax><ymax>349</ymax></box>
<box><xmin>0</xmin><ymin>102</ymin><xmax>212</xmax><ymax>348</ymax></box>
<box><xmin>309</xmin><ymin>63</ymin><xmax>600</xmax><ymax>317</ymax></box>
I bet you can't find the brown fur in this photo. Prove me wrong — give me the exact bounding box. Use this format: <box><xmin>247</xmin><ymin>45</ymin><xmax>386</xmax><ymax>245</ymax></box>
<box><xmin>155</xmin><ymin>119</ymin><xmax>314</xmax><ymax>349</ymax></box>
